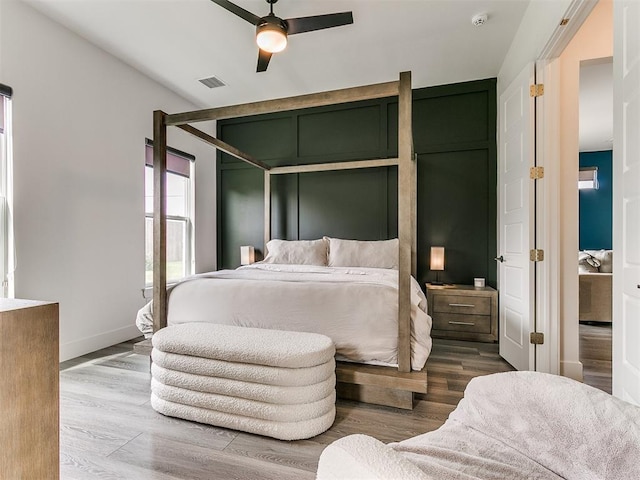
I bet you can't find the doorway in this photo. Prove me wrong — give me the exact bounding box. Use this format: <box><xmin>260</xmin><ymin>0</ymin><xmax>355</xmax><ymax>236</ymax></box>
<box><xmin>577</xmin><ymin>59</ymin><xmax>613</xmax><ymax>393</ymax></box>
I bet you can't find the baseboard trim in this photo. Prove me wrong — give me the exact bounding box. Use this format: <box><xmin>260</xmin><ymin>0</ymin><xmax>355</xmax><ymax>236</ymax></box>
<box><xmin>560</xmin><ymin>360</ymin><xmax>584</xmax><ymax>382</ymax></box>
<box><xmin>60</xmin><ymin>324</ymin><xmax>142</xmax><ymax>362</ymax></box>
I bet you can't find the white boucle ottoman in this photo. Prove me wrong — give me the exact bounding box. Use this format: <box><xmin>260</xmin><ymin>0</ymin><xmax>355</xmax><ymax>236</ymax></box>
<box><xmin>150</xmin><ymin>323</ymin><xmax>336</xmax><ymax>441</ymax></box>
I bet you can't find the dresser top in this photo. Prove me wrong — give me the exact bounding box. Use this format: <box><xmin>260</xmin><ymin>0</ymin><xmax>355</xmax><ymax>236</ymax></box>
<box><xmin>0</xmin><ymin>298</ymin><xmax>57</xmax><ymax>313</ymax></box>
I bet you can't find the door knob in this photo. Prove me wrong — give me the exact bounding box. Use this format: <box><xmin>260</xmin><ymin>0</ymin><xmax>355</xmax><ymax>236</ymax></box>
<box><xmin>494</xmin><ymin>255</ymin><xmax>505</xmax><ymax>263</ymax></box>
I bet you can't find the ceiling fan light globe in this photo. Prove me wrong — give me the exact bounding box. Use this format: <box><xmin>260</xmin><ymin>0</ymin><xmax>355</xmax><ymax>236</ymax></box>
<box><xmin>256</xmin><ymin>28</ymin><xmax>287</xmax><ymax>53</ymax></box>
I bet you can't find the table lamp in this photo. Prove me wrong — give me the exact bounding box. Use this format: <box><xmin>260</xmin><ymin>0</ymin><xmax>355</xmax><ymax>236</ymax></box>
<box><xmin>430</xmin><ymin>246</ymin><xmax>445</xmax><ymax>285</ymax></box>
<box><xmin>240</xmin><ymin>246</ymin><xmax>255</xmax><ymax>265</ymax></box>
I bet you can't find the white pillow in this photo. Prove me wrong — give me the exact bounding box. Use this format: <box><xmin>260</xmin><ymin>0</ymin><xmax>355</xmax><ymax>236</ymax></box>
<box><xmin>262</xmin><ymin>239</ymin><xmax>328</xmax><ymax>266</ymax></box>
<box><xmin>595</xmin><ymin>249</ymin><xmax>613</xmax><ymax>273</ymax></box>
<box><xmin>325</xmin><ymin>237</ymin><xmax>399</xmax><ymax>269</ymax></box>
<box><xmin>579</xmin><ymin>251</ymin><xmax>600</xmax><ymax>273</ymax></box>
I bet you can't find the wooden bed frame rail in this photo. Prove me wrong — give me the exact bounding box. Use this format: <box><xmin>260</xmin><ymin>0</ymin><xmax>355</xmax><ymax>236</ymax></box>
<box><xmin>152</xmin><ymin>72</ymin><xmax>421</xmax><ymax>408</ymax></box>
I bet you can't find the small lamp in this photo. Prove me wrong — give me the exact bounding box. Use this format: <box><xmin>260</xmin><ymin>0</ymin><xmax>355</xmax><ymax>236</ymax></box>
<box><xmin>240</xmin><ymin>246</ymin><xmax>255</xmax><ymax>266</ymax></box>
<box><xmin>430</xmin><ymin>246</ymin><xmax>445</xmax><ymax>285</ymax></box>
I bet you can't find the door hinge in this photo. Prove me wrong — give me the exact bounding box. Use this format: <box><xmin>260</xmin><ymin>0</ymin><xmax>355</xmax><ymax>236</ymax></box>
<box><xmin>530</xmin><ymin>166</ymin><xmax>544</xmax><ymax>179</ymax></box>
<box><xmin>530</xmin><ymin>249</ymin><xmax>544</xmax><ymax>262</ymax></box>
<box><xmin>530</xmin><ymin>84</ymin><xmax>544</xmax><ymax>97</ymax></box>
<box><xmin>530</xmin><ymin>332</ymin><xmax>545</xmax><ymax>345</ymax></box>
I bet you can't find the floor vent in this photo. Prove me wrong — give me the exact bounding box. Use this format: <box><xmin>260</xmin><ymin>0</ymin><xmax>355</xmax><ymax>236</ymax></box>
<box><xmin>198</xmin><ymin>76</ymin><xmax>226</xmax><ymax>89</ymax></box>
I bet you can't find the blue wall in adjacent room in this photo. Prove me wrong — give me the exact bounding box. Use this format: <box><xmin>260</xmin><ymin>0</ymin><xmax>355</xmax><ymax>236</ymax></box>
<box><xmin>579</xmin><ymin>150</ymin><xmax>612</xmax><ymax>250</ymax></box>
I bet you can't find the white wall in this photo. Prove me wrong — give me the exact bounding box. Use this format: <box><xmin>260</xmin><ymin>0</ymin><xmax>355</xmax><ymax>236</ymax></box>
<box><xmin>498</xmin><ymin>0</ymin><xmax>572</xmax><ymax>94</ymax></box>
<box><xmin>0</xmin><ymin>0</ymin><xmax>216</xmax><ymax>361</ymax></box>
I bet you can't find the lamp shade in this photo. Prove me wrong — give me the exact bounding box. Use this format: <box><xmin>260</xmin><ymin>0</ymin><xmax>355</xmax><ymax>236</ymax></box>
<box><xmin>240</xmin><ymin>246</ymin><xmax>255</xmax><ymax>265</ymax></box>
<box><xmin>256</xmin><ymin>20</ymin><xmax>288</xmax><ymax>53</ymax></box>
<box><xmin>430</xmin><ymin>246</ymin><xmax>445</xmax><ymax>271</ymax></box>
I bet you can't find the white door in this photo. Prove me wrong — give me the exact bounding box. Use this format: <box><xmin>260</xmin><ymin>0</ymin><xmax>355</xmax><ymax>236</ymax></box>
<box><xmin>498</xmin><ymin>64</ymin><xmax>536</xmax><ymax>371</ymax></box>
<box><xmin>613</xmin><ymin>0</ymin><xmax>640</xmax><ymax>406</ymax></box>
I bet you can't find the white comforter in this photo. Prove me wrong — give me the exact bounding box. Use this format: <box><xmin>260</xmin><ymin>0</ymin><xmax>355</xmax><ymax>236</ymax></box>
<box><xmin>137</xmin><ymin>264</ymin><xmax>432</xmax><ymax>370</ymax></box>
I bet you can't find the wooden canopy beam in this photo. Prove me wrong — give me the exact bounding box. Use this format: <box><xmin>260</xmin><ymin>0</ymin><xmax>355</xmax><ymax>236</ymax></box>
<box><xmin>166</xmin><ymin>81</ymin><xmax>400</xmax><ymax>125</ymax></box>
<box><xmin>177</xmin><ymin>123</ymin><xmax>270</xmax><ymax>171</ymax></box>
<box><xmin>269</xmin><ymin>158</ymin><xmax>399</xmax><ymax>175</ymax></box>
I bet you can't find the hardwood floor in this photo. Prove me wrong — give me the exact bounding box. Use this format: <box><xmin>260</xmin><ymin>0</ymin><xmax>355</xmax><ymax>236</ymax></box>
<box><xmin>580</xmin><ymin>321</ymin><xmax>612</xmax><ymax>394</ymax></box>
<box><xmin>59</xmin><ymin>338</ymin><xmax>513</xmax><ymax>479</ymax></box>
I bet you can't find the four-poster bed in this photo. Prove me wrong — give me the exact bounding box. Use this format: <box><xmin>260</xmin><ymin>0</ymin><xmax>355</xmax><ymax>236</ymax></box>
<box><xmin>147</xmin><ymin>71</ymin><xmax>426</xmax><ymax>409</ymax></box>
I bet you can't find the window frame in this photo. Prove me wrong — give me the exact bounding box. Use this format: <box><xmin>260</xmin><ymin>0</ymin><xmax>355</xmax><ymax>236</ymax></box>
<box><xmin>0</xmin><ymin>86</ymin><xmax>13</xmax><ymax>298</ymax></box>
<box><xmin>144</xmin><ymin>145</ymin><xmax>195</xmax><ymax>288</ymax></box>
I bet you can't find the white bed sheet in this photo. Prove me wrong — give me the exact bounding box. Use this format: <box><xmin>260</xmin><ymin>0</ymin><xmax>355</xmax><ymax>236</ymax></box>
<box><xmin>137</xmin><ymin>264</ymin><xmax>432</xmax><ymax>371</ymax></box>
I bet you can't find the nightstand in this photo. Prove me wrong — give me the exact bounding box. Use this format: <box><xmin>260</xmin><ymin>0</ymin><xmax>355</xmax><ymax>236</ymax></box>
<box><xmin>425</xmin><ymin>284</ymin><xmax>498</xmax><ymax>342</ymax></box>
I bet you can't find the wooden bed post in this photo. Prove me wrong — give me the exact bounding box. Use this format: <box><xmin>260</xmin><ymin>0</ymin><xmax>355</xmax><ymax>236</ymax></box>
<box><xmin>397</xmin><ymin>71</ymin><xmax>414</xmax><ymax>373</ymax></box>
<box><xmin>264</xmin><ymin>170</ymin><xmax>271</xmax><ymax>254</ymax></box>
<box><xmin>153</xmin><ymin>110</ymin><xmax>168</xmax><ymax>332</ymax></box>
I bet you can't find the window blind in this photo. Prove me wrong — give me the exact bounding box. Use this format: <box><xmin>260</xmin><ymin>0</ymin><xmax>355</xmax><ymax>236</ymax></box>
<box><xmin>579</xmin><ymin>167</ymin><xmax>599</xmax><ymax>189</ymax></box>
<box><xmin>0</xmin><ymin>84</ymin><xmax>12</xmax><ymax>99</ymax></box>
<box><xmin>0</xmin><ymin>83</ymin><xmax>10</xmax><ymax>134</ymax></box>
<box><xmin>145</xmin><ymin>139</ymin><xmax>194</xmax><ymax>178</ymax></box>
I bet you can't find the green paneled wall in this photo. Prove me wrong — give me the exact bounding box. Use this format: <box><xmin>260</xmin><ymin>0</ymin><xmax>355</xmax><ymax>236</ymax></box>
<box><xmin>298</xmin><ymin>168</ymin><xmax>391</xmax><ymax>240</ymax></box>
<box><xmin>217</xmin><ymin>78</ymin><xmax>497</xmax><ymax>288</ymax></box>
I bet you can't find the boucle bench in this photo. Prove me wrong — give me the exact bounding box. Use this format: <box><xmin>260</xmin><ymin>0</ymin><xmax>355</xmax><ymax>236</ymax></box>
<box><xmin>150</xmin><ymin>323</ymin><xmax>336</xmax><ymax>441</ymax></box>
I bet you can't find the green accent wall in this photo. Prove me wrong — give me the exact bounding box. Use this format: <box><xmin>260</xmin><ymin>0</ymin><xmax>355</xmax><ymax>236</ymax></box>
<box><xmin>217</xmin><ymin>78</ymin><xmax>497</xmax><ymax>288</ymax></box>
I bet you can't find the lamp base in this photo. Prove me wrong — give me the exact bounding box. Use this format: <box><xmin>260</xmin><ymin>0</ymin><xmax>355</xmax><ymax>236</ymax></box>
<box><xmin>430</xmin><ymin>271</ymin><xmax>444</xmax><ymax>286</ymax></box>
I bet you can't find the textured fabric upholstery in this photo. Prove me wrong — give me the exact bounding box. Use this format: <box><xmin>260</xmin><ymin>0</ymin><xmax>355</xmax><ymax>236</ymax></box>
<box><xmin>578</xmin><ymin>250</ymin><xmax>613</xmax><ymax>323</ymax></box>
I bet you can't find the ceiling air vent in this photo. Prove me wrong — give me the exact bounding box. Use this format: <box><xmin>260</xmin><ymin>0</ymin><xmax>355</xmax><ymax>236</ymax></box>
<box><xmin>198</xmin><ymin>76</ymin><xmax>226</xmax><ymax>89</ymax></box>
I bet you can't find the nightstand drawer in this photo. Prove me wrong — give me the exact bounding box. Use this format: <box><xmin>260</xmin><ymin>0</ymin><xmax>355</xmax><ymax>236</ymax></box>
<box><xmin>433</xmin><ymin>294</ymin><xmax>491</xmax><ymax>315</ymax></box>
<box><xmin>432</xmin><ymin>313</ymin><xmax>491</xmax><ymax>334</ymax></box>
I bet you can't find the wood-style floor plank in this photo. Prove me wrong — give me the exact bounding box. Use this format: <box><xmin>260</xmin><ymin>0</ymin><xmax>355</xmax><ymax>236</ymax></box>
<box><xmin>108</xmin><ymin>433</ymin><xmax>316</xmax><ymax>480</ymax></box>
<box><xmin>223</xmin><ymin>432</ymin><xmax>327</xmax><ymax>473</ymax></box>
<box><xmin>580</xmin><ymin>322</ymin><xmax>612</xmax><ymax>394</ymax></box>
<box><xmin>59</xmin><ymin>337</ymin><xmax>514</xmax><ymax>479</ymax></box>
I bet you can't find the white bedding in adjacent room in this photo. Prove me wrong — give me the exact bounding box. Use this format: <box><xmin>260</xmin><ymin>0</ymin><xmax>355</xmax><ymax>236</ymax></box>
<box><xmin>137</xmin><ymin>264</ymin><xmax>432</xmax><ymax>371</ymax></box>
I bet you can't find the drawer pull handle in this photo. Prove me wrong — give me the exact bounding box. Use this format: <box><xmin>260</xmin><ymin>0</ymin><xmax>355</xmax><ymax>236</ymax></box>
<box><xmin>449</xmin><ymin>321</ymin><xmax>475</xmax><ymax>326</ymax></box>
<box><xmin>448</xmin><ymin>303</ymin><xmax>475</xmax><ymax>308</ymax></box>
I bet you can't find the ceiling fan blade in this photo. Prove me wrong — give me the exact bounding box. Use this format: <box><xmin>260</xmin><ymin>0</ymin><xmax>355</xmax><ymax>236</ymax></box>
<box><xmin>286</xmin><ymin>11</ymin><xmax>353</xmax><ymax>35</ymax></box>
<box><xmin>257</xmin><ymin>49</ymin><xmax>273</xmax><ymax>72</ymax></box>
<box><xmin>210</xmin><ymin>0</ymin><xmax>260</xmax><ymax>25</ymax></box>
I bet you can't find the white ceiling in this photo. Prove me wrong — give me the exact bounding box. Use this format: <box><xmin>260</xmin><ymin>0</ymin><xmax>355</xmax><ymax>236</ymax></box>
<box><xmin>579</xmin><ymin>59</ymin><xmax>613</xmax><ymax>152</ymax></box>
<box><xmin>25</xmin><ymin>0</ymin><xmax>531</xmax><ymax>109</ymax></box>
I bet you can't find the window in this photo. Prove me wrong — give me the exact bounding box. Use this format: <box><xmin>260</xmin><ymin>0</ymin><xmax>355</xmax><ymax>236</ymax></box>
<box><xmin>579</xmin><ymin>166</ymin><xmax>599</xmax><ymax>190</ymax></box>
<box><xmin>0</xmin><ymin>84</ymin><xmax>13</xmax><ymax>298</ymax></box>
<box><xmin>144</xmin><ymin>141</ymin><xmax>194</xmax><ymax>285</ymax></box>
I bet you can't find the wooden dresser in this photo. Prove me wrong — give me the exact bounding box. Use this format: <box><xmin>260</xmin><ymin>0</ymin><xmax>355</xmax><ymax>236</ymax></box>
<box><xmin>0</xmin><ymin>299</ymin><xmax>59</xmax><ymax>479</ymax></box>
<box><xmin>426</xmin><ymin>284</ymin><xmax>497</xmax><ymax>342</ymax></box>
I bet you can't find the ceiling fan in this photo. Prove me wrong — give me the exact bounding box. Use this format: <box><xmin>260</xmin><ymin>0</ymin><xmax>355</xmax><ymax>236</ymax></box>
<box><xmin>210</xmin><ymin>0</ymin><xmax>354</xmax><ymax>72</ymax></box>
